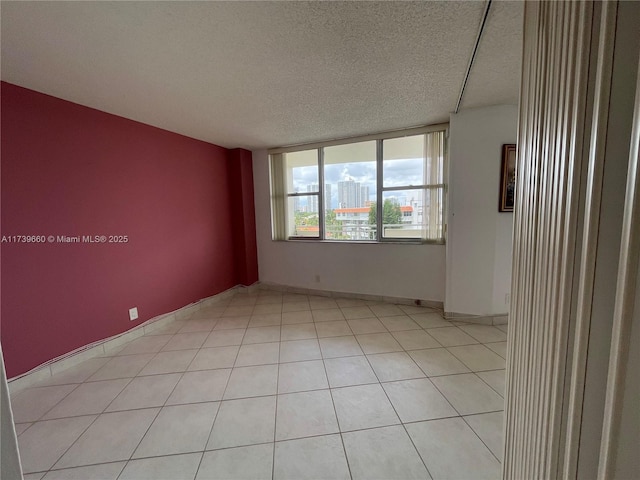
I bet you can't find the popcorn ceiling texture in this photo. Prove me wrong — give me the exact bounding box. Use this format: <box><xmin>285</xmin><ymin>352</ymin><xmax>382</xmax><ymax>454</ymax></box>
<box><xmin>1</xmin><ymin>1</ymin><xmax>522</xmax><ymax>149</ymax></box>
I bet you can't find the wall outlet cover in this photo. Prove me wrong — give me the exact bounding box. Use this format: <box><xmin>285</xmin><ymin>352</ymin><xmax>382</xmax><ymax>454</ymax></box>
<box><xmin>129</xmin><ymin>307</ymin><xmax>139</xmax><ymax>321</ymax></box>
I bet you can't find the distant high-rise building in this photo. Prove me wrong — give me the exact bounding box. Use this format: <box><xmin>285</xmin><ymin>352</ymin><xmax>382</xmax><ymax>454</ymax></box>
<box><xmin>307</xmin><ymin>184</ymin><xmax>319</xmax><ymax>213</ymax></box>
<box><xmin>325</xmin><ymin>184</ymin><xmax>332</xmax><ymax>211</ymax></box>
<box><xmin>360</xmin><ymin>186</ymin><xmax>370</xmax><ymax>207</ymax></box>
<box><xmin>338</xmin><ymin>180</ymin><xmax>369</xmax><ymax>208</ymax></box>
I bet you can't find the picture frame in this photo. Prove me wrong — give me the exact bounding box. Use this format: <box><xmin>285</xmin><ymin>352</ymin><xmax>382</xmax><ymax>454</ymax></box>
<box><xmin>499</xmin><ymin>144</ymin><xmax>516</xmax><ymax>212</ymax></box>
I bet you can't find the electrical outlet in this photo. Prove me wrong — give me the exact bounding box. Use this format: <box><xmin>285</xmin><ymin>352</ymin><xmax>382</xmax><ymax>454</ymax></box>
<box><xmin>505</xmin><ymin>293</ymin><xmax>511</xmax><ymax>305</ymax></box>
<box><xmin>129</xmin><ymin>307</ymin><xmax>139</xmax><ymax>321</ymax></box>
<box><xmin>314</xmin><ymin>274</ymin><xmax>320</xmax><ymax>283</ymax></box>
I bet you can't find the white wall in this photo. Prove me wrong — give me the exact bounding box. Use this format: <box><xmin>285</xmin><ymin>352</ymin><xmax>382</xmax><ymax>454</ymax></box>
<box><xmin>446</xmin><ymin>105</ymin><xmax>518</xmax><ymax>316</ymax></box>
<box><xmin>252</xmin><ymin>149</ymin><xmax>446</xmax><ymax>302</ymax></box>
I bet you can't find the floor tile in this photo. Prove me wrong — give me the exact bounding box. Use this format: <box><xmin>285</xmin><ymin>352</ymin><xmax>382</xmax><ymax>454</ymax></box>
<box><xmin>312</xmin><ymin>308</ymin><xmax>345</xmax><ymax>322</ymax></box>
<box><xmin>282</xmin><ymin>303</ymin><xmax>311</xmax><ymax>314</ymax></box>
<box><xmin>379</xmin><ymin>315</ymin><xmax>421</xmax><ymax>332</ymax></box>
<box><xmin>55</xmin><ymin>408</ymin><xmax>158</xmax><ymax>468</ymax></box>
<box><xmin>346</xmin><ymin>318</ymin><xmax>387</xmax><ymax>335</ymax></box>
<box><xmin>188</xmin><ymin>346</ymin><xmax>238</xmax><ymax>371</ymax></box>
<box><xmin>18</xmin><ymin>415</ymin><xmax>96</xmax><ymax>473</ymax></box>
<box><xmin>324</xmin><ymin>356</ymin><xmax>378</xmax><ymax>388</ymax></box>
<box><xmin>275</xmin><ymin>390</ymin><xmax>338</xmax><ymax>440</ymax></box>
<box><xmin>464</xmin><ymin>411</ymin><xmax>504</xmax><ymax>460</ymax></box>
<box><xmin>119</xmin><ymin>453</ymin><xmax>201</xmax><ymax>480</ymax></box>
<box><xmin>255</xmin><ymin>294</ymin><xmax>283</xmax><ymax>305</ymax></box>
<box><xmin>224</xmin><ymin>364</ymin><xmax>279</xmax><ymax>400</ymax></box>
<box><xmin>485</xmin><ymin>341</ymin><xmax>508</xmax><ymax>358</ymax></box>
<box><xmin>382</xmin><ymin>378</ymin><xmax>457</xmax><ymax>423</ymax></box>
<box><xmin>282</xmin><ymin>295</ymin><xmax>309</xmax><ymax>304</ymax></box>
<box><xmin>274</xmin><ymin>434</ymin><xmax>350</xmax><ymax>480</ymax></box>
<box><xmin>331</xmin><ymin>384</ymin><xmax>399</xmax><ymax>431</ymax></box>
<box><xmin>105</xmin><ymin>373</ymin><xmax>181</xmax><ymax>411</ymax></box>
<box><xmin>410</xmin><ymin>312</ymin><xmax>452</xmax><ymax>329</ymax></box>
<box><xmin>162</xmin><ymin>332</ymin><xmax>209</xmax><ymax>351</ymax></box>
<box><xmin>145</xmin><ymin>322</ymin><xmax>183</xmax><ymax>335</ymax></box>
<box><xmin>223</xmin><ymin>305</ymin><xmax>255</xmax><ymax>317</ymax></box>
<box><xmin>213</xmin><ymin>316</ymin><xmax>250</xmax><ymax>330</ymax></box>
<box><xmin>197</xmin><ymin>444</ymin><xmax>273</xmax><ymax>480</ymax></box>
<box><xmin>367</xmin><ymin>352</ymin><xmax>425</xmax><ymax>382</ymax></box>
<box><xmin>409</xmin><ymin>348</ymin><xmax>470</xmax><ymax>376</ymax></box>
<box><xmin>167</xmin><ymin>369</ymin><xmax>231</xmax><ymax>405</ymax></box>
<box><xmin>253</xmin><ymin>303</ymin><xmax>283</xmax><ymax>315</ymax></box>
<box><xmin>342</xmin><ymin>425</ymin><xmax>430</xmax><ymax>480</ymax></box>
<box><xmin>395</xmin><ymin>305</ymin><xmax>427</xmax><ymax>315</ymax></box>
<box><xmin>341</xmin><ymin>306</ymin><xmax>374</xmax><ymax>319</ymax></box>
<box><xmin>88</xmin><ymin>353</ymin><xmax>156</xmax><ymax>382</ymax></box>
<box><xmin>281</xmin><ymin>310</ymin><xmax>313</xmax><ymax>324</ymax></box>
<box><xmin>356</xmin><ymin>332</ymin><xmax>403</xmax><ymax>354</ymax></box>
<box><xmin>315</xmin><ymin>320</ymin><xmax>353</xmax><ymax>338</ymax></box>
<box><xmin>497</xmin><ymin>324</ymin><xmax>509</xmax><ymax>333</ymax></box>
<box><xmin>203</xmin><ymin>328</ymin><xmax>246</xmax><ymax>347</ymax></box>
<box><xmin>36</xmin><ymin>358</ymin><xmax>109</xmax><ymax>387</ymax></box>
<box><xmin>235</xmin><ymin>342</ymin><xmax>280</xmax><ymax>366</ymax></box>
<box><xmin>336</xmin><ymin>298</ymin><xmax>369</xmax><ymax>308</ymax></box>
<box><xmin>459</xmin><ymin>324</ymin><xmax>508</xmax><ymax>343</ymax></box>
<box><xmin>42</xmin><ymin>462</ymin><xmax>125</xmax><ymax>479</ymax></box>
<box><xmin>178</xmin><ymin>319</ymin><xmax>217</xmax><ymax>333</ymax></box>
<box><xmin>248</xmin><ymin>313</ymin><xmax>282</xmax><ymax>328</ymax></box>
<box><xmin>138</xmin><ymin>349</ymin><xmax>197</xmax><ymax>375</ymax></box>
<box><xmin>426</xmin><ymin>327</ymin><xmax>478</xmax><ymax>346</ymax></box>
<box><xmin>369</xmin><ymin>303</ymin><xmax>405</xmax><ymax>317</ymax></box>
<box><xmin>281</xmin><ymin>323</ymin><xmax>317</xmax><ymax>341</ymax></box>
<box><xmin>133</xmin><ymin>403</ymin><xmax>218</xmax><ymax>458</ymax></box>
<box><xmin>14</xmin><ymin>422</ymin><xmax>32</xmax><ymax>435</ymax></box>
<box><xmin>208</xmin><ymin>396</ymin><xmax>276</xmax><ymax>449</ymax></box>
<box><xmin>448</xmin><ymin>344</ymin><xmax>506</xmax><ymax>371</ymax></box>
<box><xmin>280</xmin><ymin>339</ymin><xmax>322</xmax><ymax>362</ymax></box>
<box><xmin>309</xmin><ymin>298</ymin><xmax>339</xmax><ymax>310</ymax></box>
<box><xmin>319</xmin><ymin>336</ymin><xmax>363</xmax><ymax>358</ymax></box>
<box><xmin>392</xmin><ymin>329</ymin><xmax>441</xmax><ymax>350</ymax></box>
<box><xmin>243</xmin><ymin>326</ymin><xmax>281</xmax><ymax>344</ymax></box>
<box><xmin>23</xmin><ymin>473</ymin><xmax>45</xmax><ymax>480</ymax></box>
<box><xmin>407</xmin><ymin>417</ymin><xmax>500</xmax><ymax>479</ymax></box>
<box><xmin>477</xmin><ymin>369</ymin><xmax>506</xmax><ymax>396</ymax></box>
<box><xmin>43</xmin><ymin>379</ymin><xmax>129</xmax><ymax>419</ymax></box>
<box><xmin>278</xmin><ymin>360</ymin><xmax>328</xmax><ymax>394</ymax></box>
<box><xmin>11</xmin><ymin>385</ymin><xmax>78</xmax><ymax>422</ymax></box>
<box><xmin>116</xmin><ymin>335</ymin><xmax>173</xmax><ymax>355</ymax></box>
<box><xmin>431</xmin><ymin>373</ymin><xmax>504</xmax><ymax>415</ymax></box>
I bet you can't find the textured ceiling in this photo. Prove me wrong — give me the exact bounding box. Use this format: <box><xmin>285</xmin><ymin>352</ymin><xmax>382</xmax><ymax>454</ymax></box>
<box><xmin>1</xmin><ymin>1</ymin><xmax>523</xmax><ymax>150</ymax></box>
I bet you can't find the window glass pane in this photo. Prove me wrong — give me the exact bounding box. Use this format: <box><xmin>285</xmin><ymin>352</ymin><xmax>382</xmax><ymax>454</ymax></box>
<box><xmin>285</xmin><ymin>150</ymin><xmax>318</xmax><ymax>194</ymax></box>
<box><xmin>324</xmin><ymin>141</ymin><xmax>376</xmax><ymax>241</ymax></box>
<box><xmin>381</xmin><ymin>189</ymin><xmax>425</xmax><ymax>239</ymax></box>
<box><xmin>287</xmin><ymin>195</ymin><xmax>320</xmax><ymax>238</ymax></box>
<box><xmin>383</xmin><ymin>135</ymin><xmax>425</xmax><ymax>188</ymax></box>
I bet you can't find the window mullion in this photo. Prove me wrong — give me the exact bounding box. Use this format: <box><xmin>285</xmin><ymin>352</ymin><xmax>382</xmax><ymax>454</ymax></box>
<box><xmin>376</xmin><ymin>139</ymin><xmax>383</xmax><ymax>242</ymax></box>
<box><xmin>318</xmin><ymin>147</ymin><xmax>325</xmax><ymax>240</ymax></box>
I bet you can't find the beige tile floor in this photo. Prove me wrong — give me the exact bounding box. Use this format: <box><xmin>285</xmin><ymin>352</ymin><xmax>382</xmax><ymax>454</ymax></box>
<box><xmin>12</xmin><ymin>291</ymin><xmax>508</xmax><ymax>480</ymax></box>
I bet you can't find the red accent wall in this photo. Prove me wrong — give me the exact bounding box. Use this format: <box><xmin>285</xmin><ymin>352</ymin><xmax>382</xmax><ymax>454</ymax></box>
<box><xmin>1</xmin><ymin>82</ymin><xmax>258</xmax><ymax>378</ymax></box>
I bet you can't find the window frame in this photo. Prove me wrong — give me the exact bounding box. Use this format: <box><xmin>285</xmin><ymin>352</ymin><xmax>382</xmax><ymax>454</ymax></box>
<box><xmin>270</xmin><ymin>124</ymin><xmax>448</xmax><ymax>244</ymax></box>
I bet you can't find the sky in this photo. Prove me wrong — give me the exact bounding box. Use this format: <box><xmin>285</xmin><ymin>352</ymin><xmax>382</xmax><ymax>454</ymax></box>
<box><xmin>292</xmin><ymin>157</ymin><xmax>425</xmax><ymax>209</ymax></box>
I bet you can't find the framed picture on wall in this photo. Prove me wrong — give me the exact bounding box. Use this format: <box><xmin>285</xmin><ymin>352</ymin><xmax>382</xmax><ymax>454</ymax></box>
<box><xmin>499</xmin><ymin>144</ymin><xmax>516</xmax><ymax>212</ymax></box>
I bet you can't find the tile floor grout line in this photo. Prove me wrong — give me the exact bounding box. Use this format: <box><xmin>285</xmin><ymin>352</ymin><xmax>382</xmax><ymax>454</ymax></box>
<box><xmin>194</xmin><ymin>293</ymin><xmax>252</xmax><ymax>480</ymax></box>
<box><xmin>317</xmin><ymin>317</ymin><xmax>354</xmax><ymax>480</ymax></box>
<box><xmin>114</xmin><ymin>320</ymin><xmax>213</xmax><ymax>480</ymax></box>
<box><xmin>459</xmin><ymin>410</ymin><xmax>504</xmax><ymax>464</ymax></box>
<box><xmin>355</xmin><ymin>334</ymin><xmax>435</xmax><ymax>479</ymax></box>
<box><xmin>271</xmin><ymin>315</ymin><xmax>283</xmax><ymax>480</ymax></box>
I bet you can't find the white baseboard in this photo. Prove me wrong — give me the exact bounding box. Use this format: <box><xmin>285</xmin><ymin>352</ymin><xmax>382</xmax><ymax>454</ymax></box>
<box><xmin>258</xmin><ymin>281</ymin><xmax>444</xmax><ymax>310</ymax></box>
<box><xmin>8</xmin><ymin>284</ymin><xmax>250</xmax><ymax>394</ymax></box>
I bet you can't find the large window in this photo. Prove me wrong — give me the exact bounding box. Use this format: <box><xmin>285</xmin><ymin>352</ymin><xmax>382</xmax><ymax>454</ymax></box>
<box><xmin>270</xmin><ymin>126</ymin><xmax>447</xmax><ymax>243</ymax></box>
